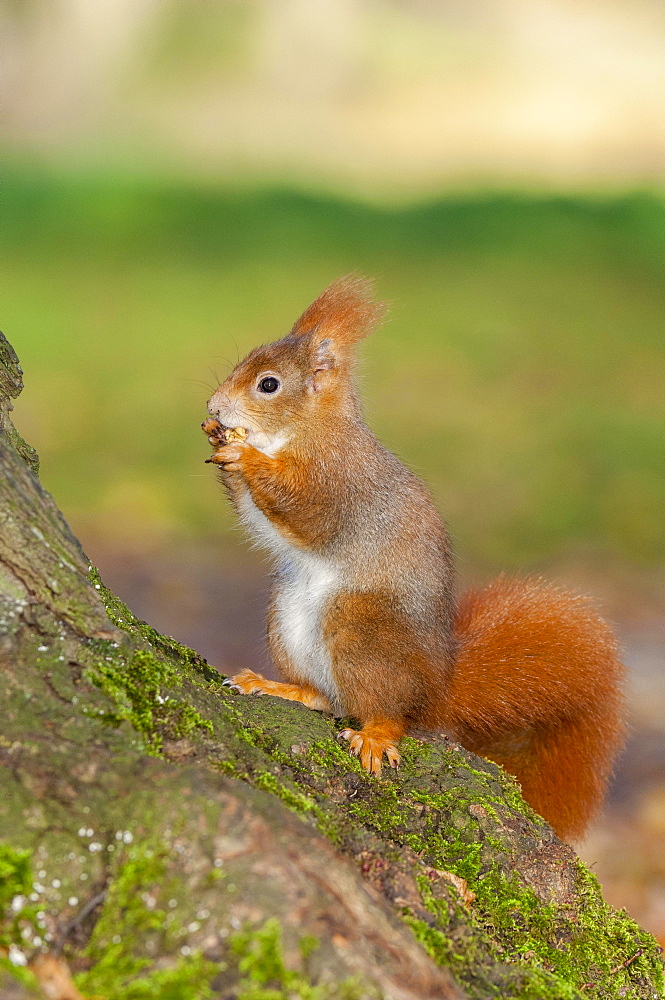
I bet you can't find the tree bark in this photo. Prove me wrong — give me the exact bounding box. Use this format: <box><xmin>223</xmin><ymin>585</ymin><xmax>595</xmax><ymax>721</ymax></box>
<box><xmin>0</xmin><ymin>331</ymin><xmax>662</xmax><ymax>1000</ymax></box>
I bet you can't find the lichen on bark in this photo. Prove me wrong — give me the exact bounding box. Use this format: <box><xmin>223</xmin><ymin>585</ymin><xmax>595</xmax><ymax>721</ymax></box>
<box><xmin>0</xmin><ymin>333</ymin><xmax>662</xmax><ymax>1000</ymax></box>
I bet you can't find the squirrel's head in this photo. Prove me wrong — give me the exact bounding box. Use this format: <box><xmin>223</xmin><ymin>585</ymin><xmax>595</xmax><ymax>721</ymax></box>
<box><xmin>207</xmin><ymin>276</ymin><xmax>384</xmax><ymax>446</ymax></box>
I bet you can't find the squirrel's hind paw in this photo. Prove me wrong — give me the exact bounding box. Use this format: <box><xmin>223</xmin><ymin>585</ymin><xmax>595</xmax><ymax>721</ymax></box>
<box><xmin>339</xmin><ymin>726</ymin><xmax>401</xmax><ymax>776</ymax></box>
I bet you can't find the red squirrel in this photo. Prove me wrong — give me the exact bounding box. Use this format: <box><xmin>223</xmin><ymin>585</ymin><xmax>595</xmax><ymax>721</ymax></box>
<box><xmin>204</xmin><ymin>276</ymin><xmax>626</xmax><ymax>842</ymax></box>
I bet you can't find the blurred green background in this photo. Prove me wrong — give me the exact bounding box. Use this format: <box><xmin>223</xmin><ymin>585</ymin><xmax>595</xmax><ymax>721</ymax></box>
<box><xmin>3</xmin><ymin>0</ymin><xmax>665</xmax><ymax>946</ymax></box>
<box><xmin>5</xmin><ymin>166</ymin><xmax>664</xmax><ymax>578</ymax></box>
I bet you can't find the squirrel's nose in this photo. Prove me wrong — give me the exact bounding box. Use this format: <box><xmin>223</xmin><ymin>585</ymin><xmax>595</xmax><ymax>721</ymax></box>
<box><xmin>207</xmin><ymin>390</ymin><xmax>231</xmax><ymax>416</ymax></box>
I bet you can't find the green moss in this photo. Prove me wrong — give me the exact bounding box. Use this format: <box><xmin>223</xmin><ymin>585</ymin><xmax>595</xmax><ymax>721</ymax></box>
<box><xmin>106</xmin><ymin>959</ymin><xmax>217</xmax><ymax>1000</ymax></box>
<box><xmin>80</xmin><ymin>950</ymin><xmax>217</xmax><ymax>1000</ymax></box>
<box><xmin>254</xmin><ymin>771</ymin><xmax>319</xmax><ymax>816</ymax></box>
<box><xmin>398</xmin><ymin>810</ymin><xmax>663</xmax><ymax>1000</ymax></box>
<box><xmin>76</xmin><ymin>841</ymin><xmax>217</xmax><ymax>1000</ymax></box>
<box><xmin>457</xmin><ymin>862</ymin><xmax>662</xmax><ymax>999</ymax></box>
<box><xmin>4</xmin><ymin>425</ymin><xmax>40</xmax><ymax>475</ymax></box>
<box><xmin>306</xmin><ymin>737</ymin><xmax>365</xmax><ymax>772</ymax></box>
<box><xmin>231</xmin><ymin>918</ymin><xmax>375</xmax><ymax>1000</ymax></box>
<box><xmin>403</xmin><ymin>880</ymin><xmax>583</xmax><ymax>1000</ymax></box>
<box><xmin>0</xmin><ymin>843</ymin><xmax>40</xmax><ymax>992</ymax></box>
<box><xmin>565</xmin><ymin>859</ymin><xmax>665</xmax><ymax>997</ymax></box>
<box><xmin>84</xmin><ymin>647</ymin><xmax>213</xmax><ymax>754</ymax></box>
<box><xmin>0</xmin><ymin>843</ymin><xmax>32</xmax><ymax>915</ymax></box>
<box><xmin>0</xmin><ymin>842</ymin><xmax>40</xmax><ymax>954</ymax></box>
<box><xmin>81</xmin><ymin>864</ymin><xmax>375</xmax><ymax>1000</ymax></box>
<box><xmin>78</xmin><ymin>841</ymin><xmax>168</xmax><ymax>986</ymax></box>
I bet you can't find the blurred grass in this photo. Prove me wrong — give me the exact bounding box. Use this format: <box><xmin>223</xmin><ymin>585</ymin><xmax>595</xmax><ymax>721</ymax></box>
<box><xmin>2</xmin><ymin>163</ymin><xmax>663</xmax><ymax>576</ymax></box>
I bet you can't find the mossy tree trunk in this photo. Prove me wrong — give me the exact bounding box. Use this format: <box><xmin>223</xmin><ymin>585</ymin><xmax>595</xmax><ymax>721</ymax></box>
<box><xmin>0</xmin><ymin>331</ymin><xmax>662</xmax><ymax>1000</ymax></box>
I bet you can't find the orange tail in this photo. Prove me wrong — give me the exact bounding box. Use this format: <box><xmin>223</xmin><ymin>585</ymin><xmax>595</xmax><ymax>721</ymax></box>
<box><xmin>442</xmin><ymin>577</ymin><xmax>626</xmax><ymax>842</ymax></box>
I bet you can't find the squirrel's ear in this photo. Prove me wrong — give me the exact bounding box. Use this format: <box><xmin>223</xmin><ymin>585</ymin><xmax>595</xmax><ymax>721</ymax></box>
<box><xmin>291</xmin><ymin>276</ymin><xmax>386</xmax><ymax>357</ymax></box>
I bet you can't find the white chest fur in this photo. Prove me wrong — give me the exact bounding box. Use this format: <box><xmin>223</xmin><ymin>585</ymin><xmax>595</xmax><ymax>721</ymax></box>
<box><xmin>236</xmin><ymin>491</ymin><xmax>342</xmax><ymax>709</ymax></box>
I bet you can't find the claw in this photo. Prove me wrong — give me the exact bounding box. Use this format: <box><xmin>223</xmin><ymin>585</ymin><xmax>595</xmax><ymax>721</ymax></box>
<box><xmin>222</xmin><ymin>668</ymin><xmax>269</xmax><ymax>695</ymax></box>
<box><xmin>221</xmin><ymin>672</ymin><xmax>332</xmax><ymax>712</ymax></box>
<box><xmin>222</xmin><ymin>678</ymin><xmax>244</xmax><ymax>693</ymax></box>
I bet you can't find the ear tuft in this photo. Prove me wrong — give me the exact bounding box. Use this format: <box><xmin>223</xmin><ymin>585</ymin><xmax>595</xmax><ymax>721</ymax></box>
<box><xmin>290</xmin><ymin>275</ymin><xmax>385</xmax><ymax>349</ymax></box>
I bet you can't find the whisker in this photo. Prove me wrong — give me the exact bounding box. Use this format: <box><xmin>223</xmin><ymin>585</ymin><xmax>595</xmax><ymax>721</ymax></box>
<box><xmin>180</xmin><ymin>378</ymin><xmax>217</xmax><ymax>393</ymax></box>
<box><xmin>211</xmin><ymin>355</ymin><xmax>237</xmax><ymax>371</ymax></box>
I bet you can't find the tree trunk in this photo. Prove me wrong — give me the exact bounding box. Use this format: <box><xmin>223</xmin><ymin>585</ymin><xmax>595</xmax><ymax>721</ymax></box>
<box><xmin>0</xmin><ymin>331</ymin><xmax>662</xmax><ymax>1000</ymax></box>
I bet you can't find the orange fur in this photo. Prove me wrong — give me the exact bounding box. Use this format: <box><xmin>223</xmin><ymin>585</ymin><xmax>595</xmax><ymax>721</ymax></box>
<box><xmin>225</xmin><ymin>669</ymin><xmax>331</xmax><ymax>711</ymax></box>
<box><xmin>290</xmin><ymin>274</ymin><xmax>386</xmax><ymax>349</ymax></box>
<box><xmin>441</xmin><ymin>577</ymin><xmax>626</xmax><ymax>840</ymax></box>
<box><xmin>323</xmin><ymin>591</ymin><xmax>453</xmax><ymax>726</ymax></box>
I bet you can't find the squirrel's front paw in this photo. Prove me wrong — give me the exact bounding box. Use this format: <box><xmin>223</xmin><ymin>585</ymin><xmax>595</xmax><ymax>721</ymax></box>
<box><xmin>202</xmin><ymin>417</ymin><xmax>223</xmax><ymax>438</ymax></box>
<box><xmin>339</xmin><ymin>726</ymin><xmax>401</xmax><ymax>776</ymax></box>
<box><xmin>223</xmin><ymin>668</ymin><xmax>270</xmax><ymax>695</ymax></box>
<box><xmin>206</xmin><ymin>442</ymin><xmax>250</xmax><ymax>471</ymax></box>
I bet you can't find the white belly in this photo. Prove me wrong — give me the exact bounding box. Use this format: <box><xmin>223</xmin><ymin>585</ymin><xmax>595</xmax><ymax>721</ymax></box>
<box><xmin>236</xmin><ymin>490</ymin><xmax>342</xmax><ymax>709</ymax></box>
<box><xmin>273</xmin><ymin>556</ymin><xmax>341</xmax><ymax>708</ymax></box>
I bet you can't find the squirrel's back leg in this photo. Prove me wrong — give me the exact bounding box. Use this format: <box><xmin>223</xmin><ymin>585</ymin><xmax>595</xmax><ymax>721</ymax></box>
<box><xmin>324</xmin><ymin>591</ymin><xmax>447</xmax><ymax>776</ymax></box>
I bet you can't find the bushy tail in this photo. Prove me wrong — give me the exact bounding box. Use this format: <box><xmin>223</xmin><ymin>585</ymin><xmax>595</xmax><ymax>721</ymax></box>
<box><xmin>443</xmin><ymin>577</ymin><xmax>626</xmax><ymax>841</ymax></box>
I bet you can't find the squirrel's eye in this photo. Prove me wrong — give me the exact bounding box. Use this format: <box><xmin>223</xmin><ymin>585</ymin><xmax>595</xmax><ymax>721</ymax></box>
<box><xmin>258</xmin><ymin>376</ymin><xmax>280</xmax><ymax>394</ymax></box>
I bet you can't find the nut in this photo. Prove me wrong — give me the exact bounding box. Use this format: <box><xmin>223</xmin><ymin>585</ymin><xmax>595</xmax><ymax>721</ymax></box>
<box><xmin>221</xmin><ymin>425</ymin><xmax>248</xmax><ymax>444</ymax></box>
<box><xmin>201</xmin><ymin>418</ymin><xmax>248</xmax><ymax>445</ymax></box>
